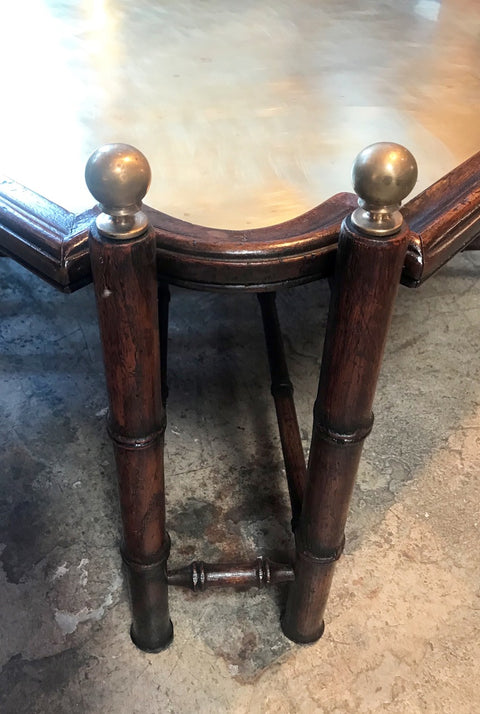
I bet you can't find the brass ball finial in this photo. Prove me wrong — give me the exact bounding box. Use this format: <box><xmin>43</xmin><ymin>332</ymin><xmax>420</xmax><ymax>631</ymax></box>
<box><xmin>351</xmin><ymin>142</ymin><xmax>418</xmax><ymax>236</ymax></box>
<box><xmin>85</xmin><ymin>143</ymin><xmax>151</xmax><ymax>239</ymax></box>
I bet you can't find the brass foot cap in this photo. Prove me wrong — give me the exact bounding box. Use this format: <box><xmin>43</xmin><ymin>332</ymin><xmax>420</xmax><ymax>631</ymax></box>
<box><xmin>280</xmin><ymin>616</ymin><xmax>325</xmax><ymax>644</ymax></box>
<box><xmin>130</xmin><ymin>621</ymin><xmax>174</xmax><ymax>653</ymax></box>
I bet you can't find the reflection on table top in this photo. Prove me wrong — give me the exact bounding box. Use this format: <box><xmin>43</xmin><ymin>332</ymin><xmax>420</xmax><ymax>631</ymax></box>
<box><xmin>1</xmin><ymin>0</ymin><xmax>480</xmax><ymax>227</ymax></box>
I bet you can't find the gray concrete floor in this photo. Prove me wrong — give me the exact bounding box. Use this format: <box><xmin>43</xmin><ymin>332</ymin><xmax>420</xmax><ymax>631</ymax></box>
<box><xmin>1</xmin><ymin>1</ymin><xmax>480</xmax><ymax>712</ymax></box>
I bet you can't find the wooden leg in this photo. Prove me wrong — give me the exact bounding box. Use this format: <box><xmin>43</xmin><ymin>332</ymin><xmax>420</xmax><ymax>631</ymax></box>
<box><xmin>282</xmin><ymin>219</ymin><xmax>410</xmax><ymax>643</ymax></box>
<box><xmin>89</xmin><ymin>225</ymin><xmax>173</xmax><ymax>652</ymax></box>
<box><xmin>257</xmin><ymin>292</ymin><xmax>306</xmax><ymax>528</ymax></box>
<box><xmin>158</xmin><ymin>282</ymin><xmax>171</xmax><ymax>407</ymax></box>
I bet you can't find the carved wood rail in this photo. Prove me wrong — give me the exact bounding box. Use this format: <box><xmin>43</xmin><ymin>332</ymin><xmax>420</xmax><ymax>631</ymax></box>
<box><xmin>1</xmin><ymin>144</ymin><xmax>479</xmax><ymax>653</ymax></box>
<box><xmin>1</xmin><ymin>149</ymin><xmax>479</xmax><ymax>293</ymax></box>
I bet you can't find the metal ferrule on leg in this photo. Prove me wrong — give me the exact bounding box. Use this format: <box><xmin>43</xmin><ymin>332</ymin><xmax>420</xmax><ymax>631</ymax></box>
<box><xmin>122</xmin><ymin>536</ymin><xmax>172</xmax><ymax>653</ymax></box>
<box><xmin>282</xmin><ymin>143</ymin><xmax>417</xmax><ymax>643</ymax></box>
<box><xmin>111</xmin><ymin>423</ymin><xmax>173</xmax><ymax>652</ymax></box>
<box><xmin>281</xmin><ymin>430</ymin><xmax>367</xmax><ymax>642</ymax></box>
<box><xmin>86</xmin><ymin>144</ymin><xmax>173</xmax><ymax>652</ymax></box>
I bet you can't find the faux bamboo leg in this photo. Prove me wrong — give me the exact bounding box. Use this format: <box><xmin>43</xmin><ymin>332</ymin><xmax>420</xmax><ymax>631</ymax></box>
<box><xmin>89</xmin><ymin>225</ymin><xmax>173</xmax><ymax>652</ymax></box>
<box><xmin>258</xmin><ymin>292</ymin><xmax>306</xmax><ymax>527</ymax></box>
<box><xmin>158</xmin><ymin>282</ymin><xmax>171</xmax><ymax>407</ymax></box>
<box><xmin>282</xmin><ymin>219</ymin><xmax>410</xmax><ymax>643</ymax></box>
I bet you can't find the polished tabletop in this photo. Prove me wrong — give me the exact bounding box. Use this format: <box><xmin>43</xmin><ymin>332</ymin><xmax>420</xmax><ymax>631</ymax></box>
<box><xmin>1</xmin><ymin>0</ymin><xmax>480</xmax><ymax>228</ymax></box>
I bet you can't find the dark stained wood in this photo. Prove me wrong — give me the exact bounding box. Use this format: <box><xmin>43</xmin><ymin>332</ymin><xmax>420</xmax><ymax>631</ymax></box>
<box><xmin>402</xmin><ymin>150</ymin><xmax>480</xmax><ymax>285</ymax></box>
<box><xmin>0</xmin><ymin>176</ymin><xmax>96</xmax><ymax>291</ymax></box>
<box><xmin>0</xmin><ymin>174</ymin><xmax>357</xmax><ymax>292</ymax></box>
<box><xmin>89</xmin><ymin>224</ymin><xmax>173</xmax><ymax>652</ymax></box>
<box><xmin>2</xmin><ymin>152</ymin><xmax>480</xmax><ymax>293</ymax></box>
<box><xmin>1</xmin><ymin>147</ymin><xmax>479</xmax><ymax>651</ymax></box>
<box><xmin>158</xmin><ymin>282</ymin><xmax>171</xmax><ymax>407</ymax></box>
<box><xmin>168</xmin><ymin>557</ymin><xmax>294</xmax><ymax>591</ymax></box>
<box><xmin>150</xmin><ymin>193</ymin><xmax>357</xmax><ymax>290</ymax></box>
<box><xmin>282</xmin><ymin>219</ymin><xmax>410</xmax><ymax>643</ymax></box>
<box><xmin>257</xmin><ymin>292</ymin><xmax>306</xmax><ymax>527</ymax></box>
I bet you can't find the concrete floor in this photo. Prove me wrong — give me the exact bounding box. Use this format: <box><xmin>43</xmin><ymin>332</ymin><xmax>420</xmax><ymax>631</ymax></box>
<box><xmin>1</xmin><ymin>1</ymin><xmax>480</xmax><ymax>712</ymax></box>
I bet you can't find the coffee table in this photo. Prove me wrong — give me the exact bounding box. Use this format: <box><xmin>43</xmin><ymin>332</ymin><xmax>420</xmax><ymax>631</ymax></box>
<box><xmin>1</xmin><ymin>140</ymin><xmax>479</xmax><ymax>651</ymax></box>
